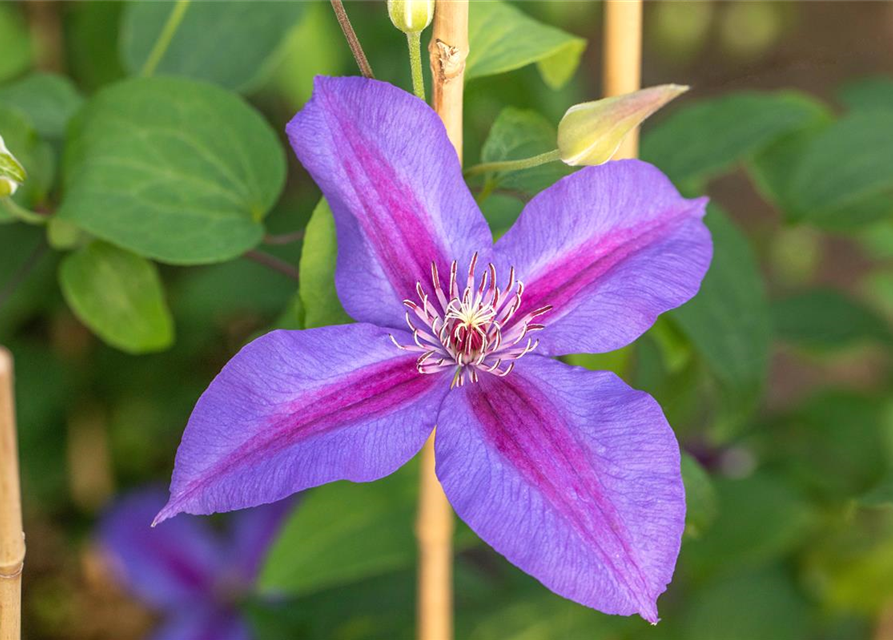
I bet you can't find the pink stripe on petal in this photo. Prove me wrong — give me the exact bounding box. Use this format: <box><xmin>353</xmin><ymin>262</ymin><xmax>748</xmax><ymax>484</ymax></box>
<box><xmin>494</xmin><ymin>160</ymin><xmax>711</xmax><ymax>357</ymax></box>
<box><xmin>288</xmin><ymin>77</ymin><xmax>493</xmax><ymax>329</ymax></box>
<box><xmin>158</xmin><ymin>325</ymin><xmax>450</xmax><ymax>523</ymax></box>
<box><xmin>435</xmin><ymin>356</ymin><xmax>684</xmax><ymax>622</ymax></box>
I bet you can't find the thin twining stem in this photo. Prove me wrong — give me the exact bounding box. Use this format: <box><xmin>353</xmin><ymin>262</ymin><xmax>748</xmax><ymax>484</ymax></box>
<box><xmin>244</xmin><ymin>250</ymin><xmax>299</xmax><ymax>281</ymax></box>
<box><xmin>329</xmin><ymin>0</ymin><xmax>374</xmax><ymax>79</ymax></box>
<box><xmin>263</xmin><ymin>231</ymin><xmax>305</xmax><ymax>246</ymax></box>
<box><xmin>464</xmin><ymin>149</ymin><xmax>561</xmax><ymax>177</ymax></box>
<box><xmin>0</xmin><ymin>239</ymin><xmax>47</xmax><ymax>312</ymax></box>
<box><xmin>141</xmin><ymin>0</ymin><xmax>191</xmax><ymax>77</ymax></box>
<box><xmin>408</xmin><ymin>31</ymin><xmax>425</xmax><ymax>100</ymax></box>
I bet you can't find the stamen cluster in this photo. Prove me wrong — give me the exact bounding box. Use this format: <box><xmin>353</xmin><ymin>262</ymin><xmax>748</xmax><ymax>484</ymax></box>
<box><xmin>391</xmin><ymin>253</ymin><xmax>551</xmax><ymax>387</ymax></box>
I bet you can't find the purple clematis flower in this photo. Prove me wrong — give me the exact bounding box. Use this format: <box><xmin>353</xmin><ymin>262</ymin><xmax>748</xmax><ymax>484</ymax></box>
<box><xmin>157</xmin><ymin>77</ymin><xmax>712</xmax><ymax>622</ymax></box>
<box><xmin>101</xmin><ymin>488</ymin><xmax>291</xmax><ymax>640</ymax></box>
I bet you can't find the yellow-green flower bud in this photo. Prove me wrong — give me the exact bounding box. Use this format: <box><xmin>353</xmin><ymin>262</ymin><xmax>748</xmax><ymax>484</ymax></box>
<box><xmin>388</xmin><ymin>0</ymin><xmax>435</xmax><ymax>34</ymax></box>
<box><xmin>0</xmin><ymin>134</ymin><xmax>26</xmax><ymax>197</ymax></box>
<box><xmin>557</xmin><ymin>84</ymin><xmax>689</xmax><ymax>166</ymax></box>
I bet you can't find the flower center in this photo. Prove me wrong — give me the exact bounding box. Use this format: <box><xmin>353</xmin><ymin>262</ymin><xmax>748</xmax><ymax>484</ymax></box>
<box><xmin>390</xmin><ymin>252</ymin><xmax>551</xmax><ymax>387</ymax></box>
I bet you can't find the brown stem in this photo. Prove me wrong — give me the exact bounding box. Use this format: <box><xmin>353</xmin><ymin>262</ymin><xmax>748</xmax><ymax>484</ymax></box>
<box><xmin>25</xmin><ymin>0</ymin><xmax>65</xmax><ymax>73</ymax></box>
<box><xmin>329</xmin><ymin>0</ymin><xmax>374</xmax><ymax>79</ymax></box>
<box><xmin>0</xmin><ymin>348</ymin><xmax>25</xmax><ymax>640</ymax></box>
<box><xmin>0</xmin><ymin>240</ymin><xmax>48</xmax><ymax>313</ymax></box>
<box><xmin>263</xmin><ymin>231</ymin><xmax>305</xmax><ymax>246</ymax></box>
<box><xmin>244</xmin><ymin>250</ymin><xmax>300</xmax><ymax>281</ymax></box>
<box><xmin>428</xmin><ymin>1</ymin><xmax>469</xmax><ymax>162</ymax></box>
<box><xmin>416</xmin><ymin>5</ymin><xmax>468</xmax><ymax>640</ymax></box>
<box><xmin>603</xmin><ymin>0</ymin><xmax>643</xmax><ymax>159</ymax></box>
<box><xmin>67</xmin><ymin>404</ymin><xmax>115</xmax><ymax>513</ymax></box>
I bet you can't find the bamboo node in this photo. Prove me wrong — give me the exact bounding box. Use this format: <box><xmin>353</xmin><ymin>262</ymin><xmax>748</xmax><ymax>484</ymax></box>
<box><xmin>430</xmin><ymin>39</ymin><xmax>466</xmax><ymax>81</ymax></box>
<box><xmin>0</xmin><ymin>562</ymin><xmax>24</xmax><ymax>580</ymax></box>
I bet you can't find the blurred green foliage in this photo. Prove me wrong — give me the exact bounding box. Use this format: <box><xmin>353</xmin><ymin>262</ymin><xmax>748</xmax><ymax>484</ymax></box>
<box><xmin>0</xmin><ymin>1</ymin><xmax>892</xmax><ymax>639</ymax></box>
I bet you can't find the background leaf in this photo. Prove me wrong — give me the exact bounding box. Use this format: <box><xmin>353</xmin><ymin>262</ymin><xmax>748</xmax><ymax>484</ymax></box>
<box><xmin>58</xmin><ymin>241</ymin><xmax>174</xmax><ymax>354</ymax></box>
<box><xmin>121</xmin><ymin>1</ymin><xmax>306</xmax><ymax>93</ymax></box>
<box><xmin>297</xmin><ymin>199</ymin><xmax>352</xmax><ymax>329</ymax></box>
<box><xmin>670</xmin><ymin>207</ymin><xmax>772</xmax><ymax>435</ymax></box>
<box><xmin>642</xmin><ymin>91</ymin><xmax>827</xmax><ymax>188</ymax></box>
<box><xmin>0</xmin><ymin>2</ymin><xmax>32</xmax><ymax>84</ymax></box>
<box><xmin>467</xmin><ymin>1</ymin><xmax>586</xmax><ymax>89</ymax></box>
<box><xmin>837</xmin><ymin>76</ymin><xmax>893</xmax><ymax>113</ymax></box>
<box><xmin>786</xmin><ymin>111</ymin><xmax>893</xmax><ymax>226</ymax></box>
<box><xmin>681</xmin><ymin>453</ymin><xmax>718</xmax><ymax>538</ymax></box>
<box><xmin>772</xmin><ymin>289</ymin><xmax>893</xmax><ymax>352</ymax></box>
<box><xmin>478</xmin><ymin>107</ymin><xmax>572</xmax><ymax>197</ymax></box>
<box><xmin>0</xmin><ymin>73</ymin><xmax>85</xmax><ymax>140</ymax></box>
<box><xmin>259</xmin><ymin>460</ymin><xmax>477</xmax><ymax>597</ymax></box>
<box><xmin>58</xmin><ymin>76</ymin><xmax>285</xmax><ymax>265</ymax></box>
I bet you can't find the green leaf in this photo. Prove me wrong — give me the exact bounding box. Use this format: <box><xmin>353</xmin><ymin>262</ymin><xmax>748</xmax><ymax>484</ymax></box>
<box><xmin>0</xmin><ymin>73</ymin><xmax>85</xmax><ymax>139</ymax></box>
<box><xmin>264</xmin><ymin>3</ymin><xmax>347</xmax><ymax>110</ymax></box>
<box><xmin>761</xmin><ymin>392</ymin><xmax>889</xmax><ymax>502</ymax></box>
<box><xmin>838</xmin><ymin>76</ymin><xmax>893</xmax><ymax>113</ymax></box>
<box><xmin>259</xmin><ymin>460</ymin><xmax>477</xmax><ymax>597</ymax></box>
<box><xmin>66</xmin><ymin>1</ymin><xmax>127</xmax><ymax>91</ymax></box>
<box><xmin>683</xmin><ymin>569</ymin><xmax>811</xmax><ymax>640</ymax></box>
<box><xmin>0</xmin><ymin>105</ymin><xmax>54</xmax><ymax>213</ymax></box>
<box><xmin>249</xmin><ymin>572</ymin><xmax>417</xmax><ymax>640</ymax></box>
<box><xmin>670</xmin><ymin>208</ymin><xmax>772</xmax><ymax>436</ymax></box>
<box><xmin>479</xmin><ymin>108</ymin><xmax>572</xmax><ymax>196</ymax></box>
<box><xmin>752</xmin><ymin>119</ymin><xmax>893</xmax><ymax>232</ymax></box>
<box><xmin>860</xmin><ymin>469</ymin><xmax>893</xmax><ymax>508</ymax></box>
<box><xmin>0</xmin><ymin>224</ymin><xmax>58</xmax><ymax>340</ymax></box>
<box><xmin>298</xmin><ymin>199</ymin><xmax>352</xmax><ymax>329</ymax></box>
<box><xmin>59</xmin><ymin>241</ymin><xmax>174</xmax><ymax>354</ymax></box>
<box><xmin>685</xmin><ymin>471</ymin><xmax>815</xmax><ymax>578</ymax></box>
<box><xmin>681</xmin><ymin>453</ymin><xmax>718</xmax><ymax>538</ymax></box>
<box><xmin>642</xmin><ymin>91</ymin><xmax>827</xmax><ymax>187</ymax></box>
<box><xmin>58</xmin><ymin>76</ymin><xmax>285</xmax><ymax>265</ymax></box>
<box><xmin>121</xmin><ymin>1</ymin><xmax>305</xmax><ymax>93</ymax></box>
<box><xmin>0</xmin><ymin>2</ymin><xmax>32</xmax><ymax>84</ymax></box>
<box><xmin>805</xmin><ymin>512</ymin><xmax>893</xmax><ymax>615</ymax></box>
<box><xmin>787</xmin><ymin>111</ymin><xmax>893</xmax><ymax>226</ymax></box>
<box><xmin>467</xmin><ymin>1</ymin><xmax>586</xmax><ymax>89</ymax></box>
<box><xmin>772</xmin><ymin>289</ymin><xmax>893</xmax><ymax>351</ymax></box>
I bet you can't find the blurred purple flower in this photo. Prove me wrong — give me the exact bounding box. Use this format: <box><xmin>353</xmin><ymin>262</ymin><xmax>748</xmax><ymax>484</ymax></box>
<box><xmin>100</xmin><ymin>488</ymin><xmax>292</xmax><ymax>640</ymax></box>
<box><xmin>157</xmin><ymin>77</ymin><xmax>712</xmax><ymax>622</ymax></box>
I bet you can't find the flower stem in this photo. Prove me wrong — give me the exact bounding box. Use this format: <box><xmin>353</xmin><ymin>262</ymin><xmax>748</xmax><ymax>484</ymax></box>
<box><xmin>603</xmin><ymin>0</ymin><xmax>643</xmax><ymax>159</ymax></box>
<box><xmin>0</xmin><ymin>198</ymin><xmax>47</xmax><ymax>225</ymax></box>
<box><xmin>329</xmin><ymin>0</ymin><xmax>374</xmax><ymax>79</ymax></box>
<box><xmin>140</xmin><ymin>0</ymin><xmax>190</xmax><ymax>77</ymax></box>
<box><xmin>244</xmin><ymin>250</ymin><xmax>300</xmax><ymax>281</ymax></box>
<box><xmin>0</xmin><ymin>348</ymin><xmax>25</xmax><ymax>640</ymax></box>
<box><xmin>408</xmin><ymin>31</ymin><xmax>425</xmax><ymax>100</ymax></box>
<box><xmin>464</xmin><ymin>149</ymin><xmax>561</xmax><ymax>177</ymax></box>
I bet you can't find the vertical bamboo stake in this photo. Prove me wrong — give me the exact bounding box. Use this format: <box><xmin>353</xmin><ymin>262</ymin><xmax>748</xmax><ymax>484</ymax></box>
<box><xmin>603</xmin><ymin>0</ymin><xmax>643</xmax><ymax>159</ymax></box>
<box><xmin>416</xmin><ymin>3</ymin><xmax>468</xmax><ymax>639</ymax></box>
<box><xmin>0</xmin><ymin>348</ymin><xmax>24</xmax><ymax>640</ymax></box>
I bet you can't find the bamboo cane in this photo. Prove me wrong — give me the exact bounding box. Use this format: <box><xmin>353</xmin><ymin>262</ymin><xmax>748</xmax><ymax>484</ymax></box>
<box><xmin>416</xmin><ymin>3</ymin><xmax>469</xmax><ymax>639</ymax></box>
<box><xmin>603</xmin><ymin>0</ymin><xmax>643</xmax><ymax>159</ymax></box>
<box><xmin>0</xmin><ymin>348</ymin><xmax>24</xmax><ymax>640</ymax></box>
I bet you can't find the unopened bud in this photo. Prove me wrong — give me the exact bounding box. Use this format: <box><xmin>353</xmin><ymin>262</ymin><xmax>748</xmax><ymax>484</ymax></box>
<box><xmin>388</xmin><ymin>0</ymin><xmax>435</xmax><ymax>34</ymax></box>
<box><xmin>0</xmin><ymin>134</ymin><xmax>26</xmax><ymax>197</ymax></box>
<box><xmin>558</xmin><ymin>84</ymin><xmax>689</xmax><ymax>166</ymax></box>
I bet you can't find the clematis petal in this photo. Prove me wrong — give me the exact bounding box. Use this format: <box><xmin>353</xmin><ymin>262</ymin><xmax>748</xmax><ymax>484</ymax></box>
<box><xmin>435</xmin><ymin>355</ymin><xmax>685</xmax><ymax>622</ymax></box>
<box><xmin>228</xmin><ymin>497</ymin><xmax>297</xmax><ymax>582</ymax></box>
<box><xmin>99</xmin><ymin>489</ymin><xmax>224</xmax><ymax>611</ymax></box>
<box><xmin>150</xmin><ymin>609</ymin><xmax>250</xmax><ymax>640</ymax></box>
<box><xmin>157</xmin><ymin>324</ymin><xmax>449</xmax><ymax>523</ymax></box>
<box><xmin>494</xmin><ymin>159</ymin><xmax>711</xmax><ymax>356</ymax></box>
<box><xmin>287</xmin><ymin>76</ymin><xmax>493</xmax><ymax>329</ymax></box>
